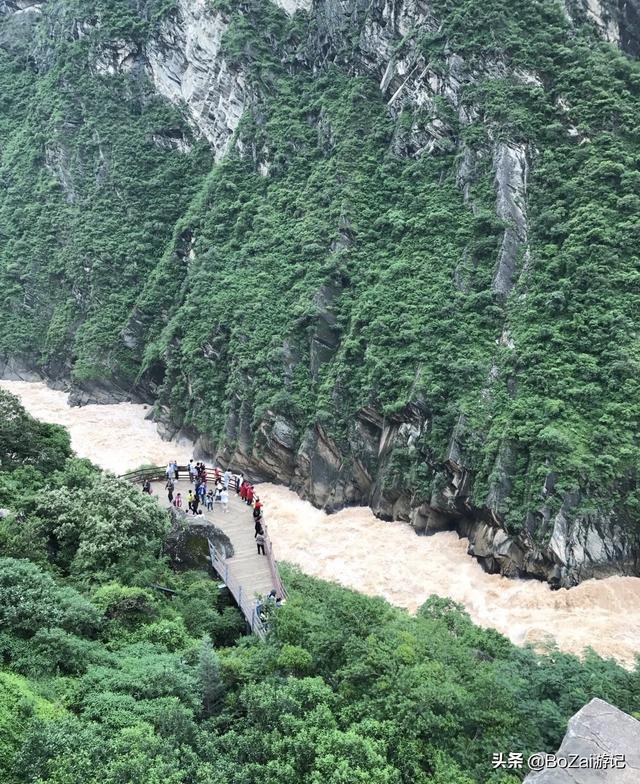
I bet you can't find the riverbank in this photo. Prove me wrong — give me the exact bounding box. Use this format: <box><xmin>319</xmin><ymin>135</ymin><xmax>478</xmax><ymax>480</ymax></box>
<box><xmin>3</xmin><ymin>378</ymin><xmax>640</xmax><ymax>666</ymax></box>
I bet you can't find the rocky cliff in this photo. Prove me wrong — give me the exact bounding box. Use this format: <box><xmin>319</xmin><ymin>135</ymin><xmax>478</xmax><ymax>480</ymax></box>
<box><xmin>1</xmin><ymin>0</ymin><xmax>639</xmax><ymax>587</ymax></box>
<box><xmin>524</xmin><ymin>698</ymin><xmax>640</xmax><ymax>783</ymax></box>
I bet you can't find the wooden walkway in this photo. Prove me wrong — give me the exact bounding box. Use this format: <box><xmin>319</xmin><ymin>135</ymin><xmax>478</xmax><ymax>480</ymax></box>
<box><xmin>142</xmin><ymin>470</ymin><xmax>285</xmax><ymax>638</ymax></box>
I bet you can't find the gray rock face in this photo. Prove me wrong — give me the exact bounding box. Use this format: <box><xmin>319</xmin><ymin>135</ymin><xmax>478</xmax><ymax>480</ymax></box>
<box><xmin>524</xmin><ymin>698</ymin><xmax>640</xmax><ymax>783</ymax></box>
<box><xmin>273</xmin><ymin>0</ymin><xmax>312</xmax><ymax>13</ymax></box>
<box><xmin>492</xmin><ymin>141</ymin><xmax>529</xmax><ymax>296</ymax></box>
<box><xmin>146</xmin><ymin>0</ymin><xmax>250</xmax><ymax>161</ymax></box>
<box><xmin>93</xmin><ymin>39</ymin><xmax>140</xmax><ymax>77</ymax></box>
<box><xmin>0</xmin><ymin>356</ymin><xmax>43</xmax><ymax>382</ymax></box>
<box><xmin>0</xmin><ymin>0</ymin><xmax>46</xmax><ymax>12</ymax></box>
<box><xmin>564</xmin><ymin>0</ymin><xmax>640</xmax><ymax>54</ymax></box>
<box><xmin>0</xmin><ymin>0</ymin><xmax>44</xmax><ymax>47</ymax></box>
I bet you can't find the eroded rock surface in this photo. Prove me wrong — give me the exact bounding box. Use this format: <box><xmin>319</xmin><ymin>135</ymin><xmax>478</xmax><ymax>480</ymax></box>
<box><xmin>524</xmin><ymin>698</ymin><xmax>640</xmax><ymax>783</ymax></box>
<box><xmin>146</xmin><ymin>0</ymin><xmax>249</xmax><ymax>160</ymax></box>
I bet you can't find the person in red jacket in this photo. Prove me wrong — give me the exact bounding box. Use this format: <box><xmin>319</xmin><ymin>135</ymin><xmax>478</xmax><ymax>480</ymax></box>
<box><xmin>245</xmin><ymin>485</ymin><xmax>254</xmax><ymax>505</ymax></box>
<box><xmin>240</xmin><ymin>480</ymin><xmax>248</xmax><ymax>501</ymax></box>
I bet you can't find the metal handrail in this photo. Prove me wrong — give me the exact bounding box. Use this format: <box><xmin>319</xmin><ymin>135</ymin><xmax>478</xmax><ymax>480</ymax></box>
<box><xmin>207</xmin><ymin>539</ymin><xmax>267</xmax><ymax>639</ymax></box>
<box><xmin>120</xmin><ymin>463</ymin><xmax>287</xmax><ymax>635</ymax></box>
<box><xmin>261</xmin><ymin>517</ymin><xmax>288</xmax><ymax>600</ymax></box>
<box><xmin>121</xmin><ymin>464</ymin><xmax>250</xmax><ymax>486</ymax></box>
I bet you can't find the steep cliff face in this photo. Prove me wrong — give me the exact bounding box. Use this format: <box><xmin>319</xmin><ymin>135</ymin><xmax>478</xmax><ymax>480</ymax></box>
<box><xmin>1</xmin><ymin>0</ymin><xmax>639</xmax><ymax>587</ymax></box>
<box><xmin>146</xmin><ymin>0</ymin><xmax>250</xmax><ymax>160</ymax></box>
<box><xmin>565</xmin><ymin>0</ymin><xmax>640</xmax><ymax>55</ymax></box>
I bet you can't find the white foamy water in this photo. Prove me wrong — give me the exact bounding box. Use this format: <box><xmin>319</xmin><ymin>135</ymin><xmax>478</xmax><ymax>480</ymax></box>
<box><xmin>0</xmin><ymin>379</ymin><xmax>193</xmax><ymax>473</ymax></box>
<box><xmin>3</xmin><ymin>379</ymin><xmax>640</xmax><ymax>665</ymax></box>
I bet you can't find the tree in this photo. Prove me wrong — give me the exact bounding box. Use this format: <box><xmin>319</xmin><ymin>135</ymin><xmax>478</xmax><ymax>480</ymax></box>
<box><xmin>198</xmin><ymin>635</ymin><xmax>224</xmax><ymax>718</ymax></box>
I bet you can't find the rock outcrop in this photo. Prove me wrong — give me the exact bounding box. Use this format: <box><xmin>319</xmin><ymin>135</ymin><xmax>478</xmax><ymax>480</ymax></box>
<box><xmin>492</xmin><ymin>141</ymin><xmax>529</xmax><ymax>296</ymax></box>
<box><xmin>524</xmin><ymin>698</ymin><xmax>640</xmax><ymax>783</ymax></box>
<box><xmin>273</xmin><ymin>0</ymin><xmax>312</xmax><ymax>13</ymax></box>
<box><xmin>565</xmin><ymin>0</ymin><xmax>640</xmax><ymax>54</ymax></box>
<box><xmin>146</xmin><ymin>0</ymin><xmax>250</xmax><ymax>160</ymax></box>
<box><xmin>163</xmin><ymin>515</ymin><xmax>234</xmax><ymax>570</ymax></box>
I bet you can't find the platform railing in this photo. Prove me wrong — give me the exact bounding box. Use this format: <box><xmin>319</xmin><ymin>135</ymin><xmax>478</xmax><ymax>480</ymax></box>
<box><xmin>120</xmin><ymin>463</ymin><xmax>287</xmax><ymax>634</ymax></box>
<box><xmin>207</xmin><ymin>538</ymin><xmax>268</xmax><ymax>639</ymax></box>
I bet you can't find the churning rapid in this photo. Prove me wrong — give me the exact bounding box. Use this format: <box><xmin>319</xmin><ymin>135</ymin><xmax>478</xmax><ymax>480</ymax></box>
<box><xmin>3</xmin><ymin>379</ymin><xmax>640</xmax><ymax>666</ymax></box>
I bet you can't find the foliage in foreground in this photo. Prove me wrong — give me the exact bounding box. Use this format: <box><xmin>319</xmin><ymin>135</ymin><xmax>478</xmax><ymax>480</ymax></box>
<box><xmin>1</xmin><ymin>390</ymin><xmax>639</xmax><ymax>783</ymax></box>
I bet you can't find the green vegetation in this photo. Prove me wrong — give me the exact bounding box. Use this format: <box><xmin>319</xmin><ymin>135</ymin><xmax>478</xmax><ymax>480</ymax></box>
<box><xmin>0</xmin><ymin>1</ymin><xmax>638</xmax><ymax>538</ymax></box>
<box><xmin>1</xmin><ymin>390</ymin><xmax>639</xmax><ymax>783</ymax></box>
<box><xmin>0</xmin><ymin>0</ymin><xmax>211</xmax><ymax>384</ymax></box>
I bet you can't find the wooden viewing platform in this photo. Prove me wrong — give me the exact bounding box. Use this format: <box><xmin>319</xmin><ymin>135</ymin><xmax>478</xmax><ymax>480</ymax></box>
<box><xmin>120</xmin><ymin>465</ymin><xmax>286</xmax><ymax>639</ymax></box>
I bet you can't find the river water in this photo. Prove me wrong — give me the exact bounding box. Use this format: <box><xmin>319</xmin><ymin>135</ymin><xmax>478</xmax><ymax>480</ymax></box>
<box><xmin>3</xmin><ymin>379</ymin><xmax>640</xmax><ymax>666</ymax></box>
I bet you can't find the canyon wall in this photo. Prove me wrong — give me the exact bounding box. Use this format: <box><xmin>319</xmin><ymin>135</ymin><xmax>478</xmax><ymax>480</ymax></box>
<box><xmin>1</xmin><ymin>0</ymin><xmax>639</xmax><ymax>586</ymax></box>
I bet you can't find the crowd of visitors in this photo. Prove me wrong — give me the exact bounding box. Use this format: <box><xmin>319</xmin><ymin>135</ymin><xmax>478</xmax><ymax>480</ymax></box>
<box><xmin>142</xmin><ymin>459</ymin><xmax>284</xmax><ymax>623</ymax></box>
<box><xmin>147</xmin><ymin>461</ymin><xmax>267</xmax><ymax>556</ymax></box>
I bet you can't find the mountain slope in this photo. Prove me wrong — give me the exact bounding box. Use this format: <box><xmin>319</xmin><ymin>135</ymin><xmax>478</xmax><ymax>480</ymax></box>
<box><xmin>1</xmin><ymin>0</ymin><xmax>639</xmax><ymax>586</ymax></box>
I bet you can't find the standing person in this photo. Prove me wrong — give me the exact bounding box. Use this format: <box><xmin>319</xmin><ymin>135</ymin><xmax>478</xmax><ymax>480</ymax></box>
<box><xmin>206</xmin><ymin>490</ymin><xmax>214</xmax><ymax>511</ymax></box>
<box><xmin>223</xmin><ymin>469</ymin><xmax>231</xmax><ymax>490</ymax></box>
<box><xmin>245</xmin><ymin>484</ymin><xmax>254</xmax><ymax>506</ymax></box>
<box><xmin>235</xmin><ymin>474</ymin><xmax>243</xmax><ymax>494</ymax></box>
<box><xmin>187</xmin><ymin>490</ymin><xmax>195</xmax><ymax>512</ymax></box>
<box><xmin>174</xmin><ymin>492</ymin><xmax>183</xmax><ymax>510</ymax></box>
<box><xmin>193</xmin><ymin>494</ymin><xmax>200</xmax><ymax>515</ymax></box>
<box><xmin>172</xmin><ymin>460</ymin><xmax>179</xmax><ymax>480</ymax></box>
<box><xmin>189</xmin><ymin>460</ymin><xmax>196</xmax><ymax>484</ymax></box>
<box><xmin>142</xmin><ymin>479</ymin><xmax>152</xmax><ymax>495</ymax></box>
<box><xmin>254</xmin><ymin>518</ymin><xmax>264</xmax><ymax>537</ymax></box>
<box><xmin>255</xmin><ymin>531</ymin><xmax>266</xmax><ymax>556</ymax></box>
<box><xmin>220</xmin><ymin>487</ymin><xmax>229</xmax><ymax>513</ymax></box>
<box><xmin>166</xmin><ymin>462</ymin><xmax>173</xmax><ymax>482</ymax></box>
<box><xmin>197</xmin><ymin>482</ymin><xmax>206</xmax><ymax>503</ymax></box>
<box><xmin>166</xmin><ymin>478</ymin><xmax>174</xmax><ymax>505</ymax></box>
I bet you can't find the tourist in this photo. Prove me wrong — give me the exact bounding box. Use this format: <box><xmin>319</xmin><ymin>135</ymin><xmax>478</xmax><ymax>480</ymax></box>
<box><xmin>223</xmin><ymin>469</ymin><xmax>231</xmax><ymax>489</ymax></box>
<box><xmin>166</xmin><ymin>477</ymin><xmax>174</xmax><ymax>504</ymax></box>
<box><xmin>142</xmin><ymin>479</ymin><xmax>152</xmax><ymax>495</ymax></box>
<box><xmin>206</xmin><ymin>490</ymin><xmax>214</xmax><ymax>511</ymax></box>
<box><xmin>165</xmin><ymin>462</ymin><xmax>173</xmax><ymax>482</ymax></box>
<box><xmin>236</xmin><ymin>474</ymin><xmax>243</xmax><ymax>494</ymax></box>
<box><xmin>197</xmin><ymin>482</ymin><xmax>206</xmax><ymax>503</ymax></box>
<box><xmin>189</xmin><ymin>460</ymin><xmax>196</xmax><ymax>483</ymax></box>
<box><xmin>220</xmin><ymin>487</ymin><xmax>229</xmax><ymax>512</ymax></box>
<box><xmin>172</xmin><ymin>460</ymin><xmax>178</xmax><ymax>480</ymax></box>
<box><xmin>254</xmin><ymin>518</ymin><xmax>264</xmax><ymax>537</ymax></box>
<box><xmin>253</xmin><ymin>500</ymin><xmax>262</xmax><ymax>521</ymax></box>
<box><xmin>255</xmin><ymin>531</ymin><xmax>266</xmax><ymax>556</ymax></box>
<box><xmin>173</xmin><ymin>492</ymin><xmax>182</xmax><ymax>509</ymax></box>
<box><xmin>245</xmin><ymin>484</ymin><xmax>254</xmax><ymax>506</ymax></box>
